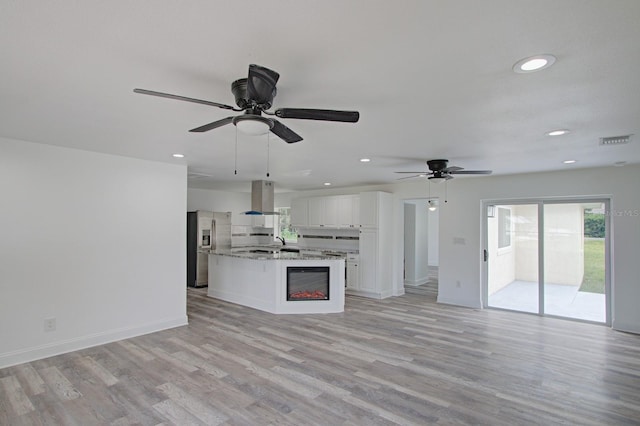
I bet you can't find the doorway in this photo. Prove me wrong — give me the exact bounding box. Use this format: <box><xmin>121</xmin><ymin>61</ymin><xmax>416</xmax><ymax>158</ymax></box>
<box><xmin>483</xmin><ymin>199</ymin><xmax>610</xmax><ymax>324</ymax></box>
<box><xmin>403</xmin><ymin>199</ymin><xmax>439</xmax><ymax>297</ymax></box>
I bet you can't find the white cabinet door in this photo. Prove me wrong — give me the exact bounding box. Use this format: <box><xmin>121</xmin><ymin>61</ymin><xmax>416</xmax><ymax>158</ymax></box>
<box><xmin>232</xmin><ymin>212</ymin><xmax>253</xmax><ymax>226</ymax></box>
<box><xmin>352</xmin><ymin>196</ymin><xmax>360</xmax><ymax>227</ymax></box>
<box><xmin>337</xmin><ymin>195</ymin><xmax>358</xmax><ymax>228</ymax></box>
<box><xmin>358</xmin><ymin>229</ymin><xmax>378</xmax><ymax>292</ymax></box>
<box><xmin>291</xmin><ymin>198</ymin><xmax>309</xmax><ymax>227</ymax></box>
<box><xmin>359</xmin><ymin>192</ymin><xmax>378</xmax><ymax>228</ymax></box>
<box><xmin>346</xmin><ymin>261</ymin><xmax>359</xmax><ymax>290</ymax></box>
<box><xmin>308</xmin><ymin>197</ymin><xmax>324</xmax><ymax>227</ymax></box>
<box><xmin>322</xmin><ymin>196</ymin><xmax>339</xmax><ymax>227</ymax></box>
<box><xmin>346</xmin><ymin>255</ymin><xmax>360</xmax><ymax>290</ymax></box>
<box><xmin>252</xmin><ymin>214</ymin><xmax>274</xmax><ymax>228</ymax></box>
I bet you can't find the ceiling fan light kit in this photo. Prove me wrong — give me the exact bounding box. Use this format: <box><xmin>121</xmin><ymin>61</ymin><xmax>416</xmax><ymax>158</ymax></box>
<box><xmin>233</xmin><ymin>115</ymin><xmax>273</xmax><ymax>135</ymax></box>
<box><xmin>134</xmin><ymin>64</ymin><xmax>359</xmax><ymax>144</ymax></box>
<box><xmin>429</xmin><ymin>177</ymin><xmax>448</xmax><ymax>184</ymax></box>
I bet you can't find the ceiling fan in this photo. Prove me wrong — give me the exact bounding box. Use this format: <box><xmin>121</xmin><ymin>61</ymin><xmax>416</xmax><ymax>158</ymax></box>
<box><xmin>396</xmin><ymin>159</ymin><xmax>492</xmax><ymax>183</ymax></box>
<box><xmin>133</xmin><ymin>64</ymin><xmax>360</xmax><ymax>143</ymax></box>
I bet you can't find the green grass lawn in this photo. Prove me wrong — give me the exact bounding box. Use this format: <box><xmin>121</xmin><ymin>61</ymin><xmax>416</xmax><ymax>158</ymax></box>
<box><xmin>580</xmin><ymin>238</ymin><xmax>605</xmax><ymax>293</ymax></box>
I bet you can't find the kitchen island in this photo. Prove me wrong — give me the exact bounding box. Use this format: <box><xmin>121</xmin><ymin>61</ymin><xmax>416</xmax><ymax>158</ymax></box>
<box><xmin>207</xmin><ymin>248</ymin><xmax>345</xmax><ymax>314</ymax></box>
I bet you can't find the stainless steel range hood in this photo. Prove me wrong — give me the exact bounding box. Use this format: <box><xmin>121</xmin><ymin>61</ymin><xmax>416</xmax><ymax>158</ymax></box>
<box><xmin>245</xmin><ymin>180</ymin><xmax>277</xmax><ymax>215</ymax></box>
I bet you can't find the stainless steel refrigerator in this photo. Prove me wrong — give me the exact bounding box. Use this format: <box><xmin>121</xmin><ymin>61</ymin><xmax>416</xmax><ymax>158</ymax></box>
<box><xmin>187</xmin><ymin>211</ymin><xmax>231</xmax><ymax>287</ymax></box>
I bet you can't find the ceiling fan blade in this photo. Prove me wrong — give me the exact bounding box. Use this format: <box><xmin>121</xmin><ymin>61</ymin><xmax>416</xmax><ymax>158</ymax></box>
<box><xmin>395</xmin><ymin>171</ymin><xmax>430</xmax><ymax>174</ymax></box>
<box><xmin>270</xmin><ymin>119</ymin><xmax>303</xmax><ymax>143</ymax></box>
<box><xmin>442</xmin><ymin>166</ymin><xmax>463</xmax><ymax>172</ymax></box>
<box><xmin>189</xmin><ymin>117</ymin><xmax>234</xmax><ymax>132</ymax></box>
<box><xmin>133</xmin><ymin>88</ymin><xmax>239</xmax><ymax>111</ymax></box>
<box><xmin>396</xmin><ymin>175</ymin><xmax>426</xmax><ymax>180</ymax></box>
<box><xmin>448</xmin><ymin>170</ymin><xmax>492</xmax><ymax>175</ymax></box>
<box><xmin>275</xmin><ymin>108</ymin><xmax>360</xmax><ymax>123</ymax></box>
<box><xmin>246</xmin><ymin>64</ymin><xmax>279</xmax><ymax>107</ymax></box>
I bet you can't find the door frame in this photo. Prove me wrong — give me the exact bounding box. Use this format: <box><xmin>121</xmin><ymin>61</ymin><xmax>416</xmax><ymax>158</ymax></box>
<box><xmin>481</xmin><ymin>197</ymin><xmax>612</xmax><ymax>325</ymax></box>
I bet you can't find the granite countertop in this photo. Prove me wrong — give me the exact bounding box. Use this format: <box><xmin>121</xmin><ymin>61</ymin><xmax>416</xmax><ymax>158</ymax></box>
<box><xmin>210</xmin><ymin>247</ymin><xmax>345</xmax><ymax>261</ymax></box>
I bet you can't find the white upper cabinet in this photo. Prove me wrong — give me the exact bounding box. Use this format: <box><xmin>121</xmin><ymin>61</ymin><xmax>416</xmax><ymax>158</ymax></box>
<box><xmin>307</xmin><ymin>197</ymin><xmax>324</xmax><ymax>227</ymax></box>
<box><xmin>337</xmin><ymin>195</ymin><xmax>360</xmax><ymax>228</ymax></box>
<box><xmin>322</xmin><ymin>196</ymin><xmax>339</xmax><ymax>227</ymax></box>
<box><xmin>290</xmin><ymin>198</ymin><xmax>309</xmax><ymax>227</ymax></box>
<box><xmin>252</xmin><ymin>214</ymin><xmax>275</xmax><ymax>228</ymax></box>
<box><xmin>232</xmin><ymin>211</ymin><xmax>253</xmax><ymax>226</ymax></box>
<box><xmin>292</xmin><ymin>194</ymin><xmax>363</xmax><ymax>228</ymax></box>
<box><xmin>359</xmin><ymin>191</ymin><xmax>379</xmax><ymax>228</ymax></box>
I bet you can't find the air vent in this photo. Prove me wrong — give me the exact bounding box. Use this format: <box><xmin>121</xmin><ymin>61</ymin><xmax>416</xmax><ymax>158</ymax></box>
<box><xmin>600</xmin><ymin>135</ymin><xmax>632</xmax><ymax>146</ymax></box>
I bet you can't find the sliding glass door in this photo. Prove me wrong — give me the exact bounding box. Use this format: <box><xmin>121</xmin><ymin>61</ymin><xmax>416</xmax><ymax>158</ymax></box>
<box><xmin>485</xmin><ymin>199</ymin><xmax>610</xmax><ymax>324</ymax></box>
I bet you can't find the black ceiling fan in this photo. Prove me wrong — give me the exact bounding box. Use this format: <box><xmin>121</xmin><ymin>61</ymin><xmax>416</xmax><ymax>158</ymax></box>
<box><xmin>133</xmin><ymin>64</ymin><xmax>359</xmax><ymax>143</ymax></box>
<box><xmin>395</xmin><ymin>159</ymin><xmax>492</xmax><ymax>182</ymax></box>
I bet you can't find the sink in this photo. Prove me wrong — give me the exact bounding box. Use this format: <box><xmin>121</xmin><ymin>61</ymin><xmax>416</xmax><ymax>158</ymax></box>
<box><xmin>249</xmin><ymin>249</ymin><xmax>279</xmax><ymax>254</ymax></box>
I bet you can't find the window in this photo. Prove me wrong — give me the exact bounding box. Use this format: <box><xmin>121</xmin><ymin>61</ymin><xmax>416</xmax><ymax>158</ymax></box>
<box><xmin>274</xmin><ymin>207</ymin><xmax>298</xmax><ymax>243</ymax></box>
<box><xmin>498</xmin><ymin>207</ymin><xmax>511</xmax><ymax>249</ymax></box>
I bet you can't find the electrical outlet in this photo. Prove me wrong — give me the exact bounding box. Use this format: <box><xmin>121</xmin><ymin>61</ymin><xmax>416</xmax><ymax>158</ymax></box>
<box><xmin>44</xmin><ymin>317</ymin><xmax>56</xmax><ymax>332</ymax></box>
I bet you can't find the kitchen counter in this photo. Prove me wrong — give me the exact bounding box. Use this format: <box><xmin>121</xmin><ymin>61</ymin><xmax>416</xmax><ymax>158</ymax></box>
<box><xmin>212</xmin><ymin>247</ymin><xmax>343</xmax><ymax>261</ymax></box>
<box><xmin>207</xmin><ymin>250</ymin><xmax>344</xmax><ymax>314</ymax></box>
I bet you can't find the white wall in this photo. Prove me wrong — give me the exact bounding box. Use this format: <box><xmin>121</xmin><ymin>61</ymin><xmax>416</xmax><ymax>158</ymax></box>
<box><xmin>404</xmin><ymin>201</ymin><xmax>430</xmax><ymax>285</ymax></box>
<box><xmin>404</xmin><ymin>204</ymin><xmax>417</xmax><ymax>283</ymax></box>
<box><xmin>274</xmin><ymin>166</ymin><xmax>640</xmax><ymax>334</ymax></box>
<box><xmin>428</xmin><ymin>206</ymin><xmax>439</xmax><ymax>266</ymax></box>
<box><xmin>0</xmin><ymin>138</ymin><xmax>188</xmax><ymax>368</ymax></box>
<box><xmin>432</xmin><ymin>165</ymin><xmax>640</xmax><ymax>334</ymax></box>
<box><xmin>187</xmin><ymin>187</ymin><xmax>250</xmax><ymax>213</ymax></box>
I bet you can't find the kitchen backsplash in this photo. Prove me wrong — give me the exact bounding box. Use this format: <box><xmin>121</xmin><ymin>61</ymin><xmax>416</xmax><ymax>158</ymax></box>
<box><xmin>295</xmin><ymin>227</ymin><xmax>359</xmax><ymax>252</ymax></box>
<box><xmin>231</xmin><ymin>225</ymin><xmax>274</xmax><ymax>247</ymax></box>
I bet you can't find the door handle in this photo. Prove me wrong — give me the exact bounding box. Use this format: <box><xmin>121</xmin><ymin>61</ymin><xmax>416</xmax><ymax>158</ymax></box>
<box><xmin>483</xmin><ymin>249</ymin><xmax>488</xmax><ymax>262</ymax></box>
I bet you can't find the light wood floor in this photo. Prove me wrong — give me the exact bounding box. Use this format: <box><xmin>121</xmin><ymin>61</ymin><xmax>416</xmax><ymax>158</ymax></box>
<box><xmin>2</xmin><ymin>288</ymin><xmax>640</xmax><ymax>425</ymax></box>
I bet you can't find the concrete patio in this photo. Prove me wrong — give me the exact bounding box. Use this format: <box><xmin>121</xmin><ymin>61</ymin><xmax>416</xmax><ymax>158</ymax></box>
<box><xmin>489</xmin><ymin>280</ymin><xmax>606</xmax><ymax>323</ymax></box>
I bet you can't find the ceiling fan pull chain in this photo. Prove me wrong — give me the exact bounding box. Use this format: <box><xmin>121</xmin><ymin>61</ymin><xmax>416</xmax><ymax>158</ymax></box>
<box><xmin>445</xmin><ymin>181</ymin><xmax>448</xmax><ymax>203</ymax></box>
<box><xmin>266</xmin><ymin>132</ymin><xmax>270</xmax><ymax>178</ymax></box>
<box><xmin>234</xmin><ymin>127</ymin><xmax>238</xmax><ymax>175</ymax></box>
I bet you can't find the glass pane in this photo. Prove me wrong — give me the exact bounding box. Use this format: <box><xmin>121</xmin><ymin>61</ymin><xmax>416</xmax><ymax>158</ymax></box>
<box><xmin>543</xmin><ymin>203</ymin><xmax>606</xmax><ymax>322</ymax></box>
<box><xmin>276</xmin><ymin>207</ymin><xmax>298</xmax><ymax>243</ymax></box>
<box><xmin>487</xmin><ymin>204</ymin><xmax>539</xmax><ymax>313</ymax></box>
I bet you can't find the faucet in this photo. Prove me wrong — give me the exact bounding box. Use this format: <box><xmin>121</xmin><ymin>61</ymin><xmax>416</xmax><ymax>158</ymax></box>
<box><xmin>276</xmin><ymin>236</ymin><xmax>286</xmax><ymax>246</ymax></box>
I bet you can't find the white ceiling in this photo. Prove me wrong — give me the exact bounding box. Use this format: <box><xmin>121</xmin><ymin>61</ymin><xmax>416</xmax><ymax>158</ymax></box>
<box><xmin>1</xmin><ymin>1</ymin><xmax>639</xmax><ymax>193</ymax></box>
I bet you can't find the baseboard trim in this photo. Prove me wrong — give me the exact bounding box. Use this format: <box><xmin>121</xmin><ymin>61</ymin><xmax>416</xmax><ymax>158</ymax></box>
<box><xmin>436</xmin><ymin>295</ymin><xmax>481</xmax><ymax>309</ymax></box>
<box><xmin>404</xmin><ymin>278</ymin><xmax>429</xmax><ymax>286</ymax></box>
<box><xmin>612</xmin><ymin>320</ymin><xmax>640</xmax><ymax>335</ymax></box>
<box><xmin>0</xmin><ymin>315</ymin><xmax>188</xmax><ymax>369</ymax></box>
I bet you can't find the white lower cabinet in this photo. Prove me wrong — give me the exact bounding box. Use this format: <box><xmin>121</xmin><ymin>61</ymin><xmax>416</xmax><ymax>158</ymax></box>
<box><xmin>346</xmin><ymin>254</ymin><xmax>359</xmax><ymax>290</ymax></box>
<box><xmin>357</xmin><ymin>230</ymin><xmax>378</xmax><ymax>293</ymax></box>
<box><xmin>346</xmin><ymin>227</ymin><xmax>393</xmax><ymax>299</ymax></box>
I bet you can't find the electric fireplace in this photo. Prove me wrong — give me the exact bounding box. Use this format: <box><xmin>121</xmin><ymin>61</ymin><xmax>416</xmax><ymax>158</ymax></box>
<box><xmin>286</xmin><ymin>266</ymin><xmax>330</xmax><ymax>301</ymax></box>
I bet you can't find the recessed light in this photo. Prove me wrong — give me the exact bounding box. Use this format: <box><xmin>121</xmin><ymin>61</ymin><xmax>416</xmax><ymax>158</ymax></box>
<box><xmin>513</xmin><ymin>54</ymin><xmax>556</xmax><ymax>73</ymax></box>
<box><xmin>323</xmin><ymin>182</ymin><xmax>332</xmax><ymax>186</ymax></box>
<box><xmin>172</xmin><ymin>153</ymin><xmax>185</xmax><ymax>158</ymax></box>
<box><xmin>563</xmin><ymin>160</ymin><xmax>576</xmax><ymax>164</ymax></box>
<box><xmin>360</xmin><ymin>158</ymin><xmax>371</xmax><ymax>163</ymax></box>
<box><xmin>547</xmin><ymin>129</ymin><xmax>570</xmax><ymax>136</ymax></box>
